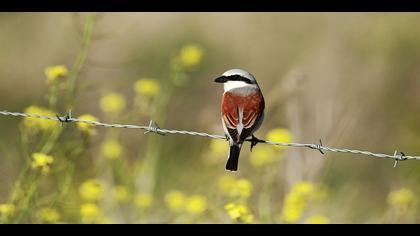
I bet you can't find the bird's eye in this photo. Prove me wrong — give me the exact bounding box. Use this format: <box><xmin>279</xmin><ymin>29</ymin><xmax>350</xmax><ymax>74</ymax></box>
<box><xmin>239</xmin><ymin>77</ymin><xmax>252</xmax><ymax>84</ymax></box>
<box><xmin>230</xmin><ymin>75</ymin><xmax>252</xmax><ymax>84</ymax></box>
<box><xmin>244</xmin><ymin>78</ymin><xmax>253</xmax><ymax>84</ymax></box>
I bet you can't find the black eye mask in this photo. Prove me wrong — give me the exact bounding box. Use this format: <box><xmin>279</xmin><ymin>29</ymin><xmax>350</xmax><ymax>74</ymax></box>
<box><xmin>214</xmin><ymin>75</ymin><xmax>253</xmax><ymax>84</ymax></box>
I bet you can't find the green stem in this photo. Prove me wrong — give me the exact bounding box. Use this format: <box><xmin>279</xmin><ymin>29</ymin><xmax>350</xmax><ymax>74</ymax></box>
<box><xmin>66</xmin><ymin>13</ymin><xmax>97</xmax><ymax>109</ymax></box>
<box><xmin>10</xmin><ymin>163</ymin><xmax>31</xmax><ymax>203</ymax></box>
<box><xmin>9</xmin><ymin>14</ymin><xmax>97</xmax><ymax>223</ymax></box>
<box><xmin>12</xmin><ymin>171</ymin><xmax>41</xmax><ymax>224</ymax></box>
<box><xmin>40</xmin><ymin>129</ymin><xmax>62</xmax><ymax>154</ymax></box>
<box><xmin>48</xmin><ymin>83</ymin><xmax>59</xmax><ymax>109</ymax></box>
<box><xmin>41</xmin><ymin>13</ymin><xmax>97</xmax><ymax>154</ymax></box>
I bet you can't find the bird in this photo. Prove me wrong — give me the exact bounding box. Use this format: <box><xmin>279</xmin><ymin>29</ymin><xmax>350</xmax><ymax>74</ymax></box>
<box><xmin>214</xmin><ymin>69</ymin><xmax>265</xmax><ymax>171</ymax></box>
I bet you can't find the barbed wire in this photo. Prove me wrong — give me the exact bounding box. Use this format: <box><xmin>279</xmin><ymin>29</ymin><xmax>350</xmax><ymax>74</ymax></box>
<box><xmin>0</xmin><ymin>109</ymin><xmax>418</xmax><ymax>167</ymax></box>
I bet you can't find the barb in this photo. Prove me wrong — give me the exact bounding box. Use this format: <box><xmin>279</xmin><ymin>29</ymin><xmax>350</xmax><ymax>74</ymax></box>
<box><xmin>0</xmin><ymin>110</ymin><xmax>418</xmax><ymax>166</ymax></box>
<box><xmin>309</xmin><ymin>139</ymin><xmax>325</xmax><ymax>155</ymax></box>
<box><xmin>144</xmin><ymin>120</ymin><xmax>165</xmax><ymax>136</ymax></box>
<box><xmin>393</xmin><ymin>151</ymin><xmax>407</xmax><ymax>168</ymax></box>
<box><xmin>56</xmin><ymin>110</ymin><xmax>73</xmax><ymax>127</ymax></box>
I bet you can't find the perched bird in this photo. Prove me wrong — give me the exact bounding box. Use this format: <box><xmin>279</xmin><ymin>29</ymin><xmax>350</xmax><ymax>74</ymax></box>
<box><xmin>214</xmin><ymin>69</ymin><xmax>265</xmax><ymax>171</ymax></box>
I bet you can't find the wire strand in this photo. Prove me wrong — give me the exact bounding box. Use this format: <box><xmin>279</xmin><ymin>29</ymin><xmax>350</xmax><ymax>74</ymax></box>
<box><xmin>0</xmin><ymin>110</ymin><xmax>418</xmax><ymax>166</ymax></box>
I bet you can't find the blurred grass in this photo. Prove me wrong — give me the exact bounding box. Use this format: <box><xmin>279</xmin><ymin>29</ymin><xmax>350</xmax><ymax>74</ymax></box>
<box><xmin>1</xmin><ymin>12</ymin><xmax>420</xmax><ymax>223</ymax></box>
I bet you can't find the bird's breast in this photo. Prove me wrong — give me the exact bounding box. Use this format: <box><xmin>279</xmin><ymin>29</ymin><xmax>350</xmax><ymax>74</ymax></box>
<box><xmin>222</xmin><ymin>91</ymin><xmax>264</xmax><ymax>110</ymax></box>
<box><xmin>221</xmin><ymin>90</ymin><xmax>265</xmax><ymax>124</ymax></box>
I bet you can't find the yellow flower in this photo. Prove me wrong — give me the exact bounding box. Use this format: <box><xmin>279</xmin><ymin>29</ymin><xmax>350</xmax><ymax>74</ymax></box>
<box><xmin>209</xmin><ymin>139</ymin><xmax>229</xmax><ymax>157</ymax></box>
<box><xmin>218</xmin><ymin>176</ymin><xmax>253</xmax><ymax>199</ymax></box>
<box><xmin>266</xmin><ymin>128</ymin><xmax>293</xmax><ymax>150</ymax></box>
<box><xmin>100</xmin><ymin>93</ymin><xmax>126</xmax><ymax>114</ymax></box>
<box><xmin>235</xmin><ymin>179</ymin><xmax>253</xmax><ymax>199</ymax></box>
<box><xmin>293</xmin><ymin>181</ymin><xmax>316</xmax><ymax>196</ymax></box>
<box><xmin>80</xmin><ymin>203</ymin><xmax>101</xmax><ymax>223</ymax></box>
<box><xmin>164</xmin><ymin>190</ymin><xmax>186</xmax><ymax>213</ymax></box>
<box><xmin>134</xmin><ymin>79</ymin><xmax>161</xmax><ymax>98</ymax></box>
<box><xmin>0</xmin><ymin>204</ymin><xmax>15</xmax><ymax>217</ymax></box>
<box><xmin>388</xmin><ymin>187</ymin><xmax>416</xmax><ymax>210</ymax></box>
<box><xmin>23</xmin><ymin>105</ymin><xmax>56</xmax><ymax>133</ymax></box>
<box><xmin>305</xmin><ymin>215</ymin><xmax>330</xmax><ymax>224</ymax></box>
<box><xmin>45</xmin><ymin>65</ymin><xmax>69</xmax><ymax>83</ymax></box>
<box><xmin>282</xmin><ymin>204</ymin><xmax>303</xmax><ymax>224</ymax></box>
<box><xmin>178</xmin><ymin>44</ymin><xmax>203</xmax><ymax>68</ymax></box>
<box><xmin>224</xmin><ymin>203</ymin><xmax>254</xmax><ymax>224</ymax></box>
<box><xmin>281</xmin><ymin>181</ymin><xmax>319</xmax><ymax>223</ymax></box>
<box><xmin>218</xmin><ymin>175</ymin><xmax>237</xmax><ymax>194</ymax></box>
<box><xmin>76</xmin><ymin>114</ymin><xmax>98</xmax><ymax>136</ymax></box>
<box><xmin>79</xmin><ymin>179</ymin><xmax>104</xmax><ymax>202</ymax></box>
<box><xmin>185</xmin><ymin>195</ymin><xmax>208</xmax><ymax>214</ymax></box>
<box><xmin>134</xmin><ymin>193</ymin><xmax>153</xmax><ymax>209</ymax></box>
<box><xmin>113</xmin><ymin>186</ymin><xmax>130</xmax><ymax>203</ymax></box>
<box><xmin>249</xmin><ymin>145</ymin><xmax>277</xmax><ymax>167</ymax></box>
<box><xmin>31</xmin><ymin>153</ymin><xmax>54</xmax><ymax>174</ymax></box>
<box><xmin>40</xmin><ymin>208</ymin><xmax>60</xmax><ymax>223</ymax></box>
<box><xmin>284</xmin><ymin>192</ymin><xmax>306</xmax><ymax>210</ymax></box>
<box><xmin>101</xmin><ymin>139</ymin><xmax>123</xmax><ymax>160</ymax></box>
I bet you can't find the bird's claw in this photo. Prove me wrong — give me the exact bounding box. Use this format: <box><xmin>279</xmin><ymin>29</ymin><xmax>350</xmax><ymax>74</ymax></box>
<box><xmin>250</xmin><ymin>135</ymin><xmax>262</xmax><ymax>152</ymax></box>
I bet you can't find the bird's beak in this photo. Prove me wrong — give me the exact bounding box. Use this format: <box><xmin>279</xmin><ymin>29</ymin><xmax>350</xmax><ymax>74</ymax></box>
<box><xmin>214</xmin><ymin>76</ymin><xmax>228</xmax><ymax>83</ymax></box>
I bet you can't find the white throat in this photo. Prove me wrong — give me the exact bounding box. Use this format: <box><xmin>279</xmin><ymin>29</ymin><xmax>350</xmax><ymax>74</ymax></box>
<box><xmin>224</xmin><ymin>81</ymin><xmax>257</xmax><ymax>92</ymax></box>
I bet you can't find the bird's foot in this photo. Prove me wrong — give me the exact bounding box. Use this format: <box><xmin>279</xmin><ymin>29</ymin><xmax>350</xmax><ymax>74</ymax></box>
<box><xmin>250</xmin><ymin>135</ymin><xmax>263</xmax><ymax>152</ymax></box>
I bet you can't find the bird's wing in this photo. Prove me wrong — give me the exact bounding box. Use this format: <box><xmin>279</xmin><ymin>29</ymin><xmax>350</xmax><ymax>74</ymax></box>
<box><xmin>239</xmin><ymin>93</ymin><xmax>265</xmax><ymax>141</ymax></box>
<box><xmin>222</xmin><ymin>110</ymin><xmax>240</xmax><ymax>143</ymax></box>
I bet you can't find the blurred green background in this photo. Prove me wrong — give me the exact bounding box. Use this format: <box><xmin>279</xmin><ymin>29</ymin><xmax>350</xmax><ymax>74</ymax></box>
<box><xmin>1</xmin><ymin>12</ymin><xmax>420</xmax><ymax>223</ymax></box>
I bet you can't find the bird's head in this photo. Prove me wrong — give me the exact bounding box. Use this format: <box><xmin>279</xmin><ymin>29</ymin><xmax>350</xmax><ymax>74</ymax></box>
<box><xmin>214</xmin><ymin>69</ymin><xmax>258</xmax><ymax>91</ymax></box>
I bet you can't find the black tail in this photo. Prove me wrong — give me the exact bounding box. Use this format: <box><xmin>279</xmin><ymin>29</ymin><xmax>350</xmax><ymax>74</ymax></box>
<box><xmin>226</xmin><ymin>144</ymin><xmax>242</xmax><ymax>171</ymax></box>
